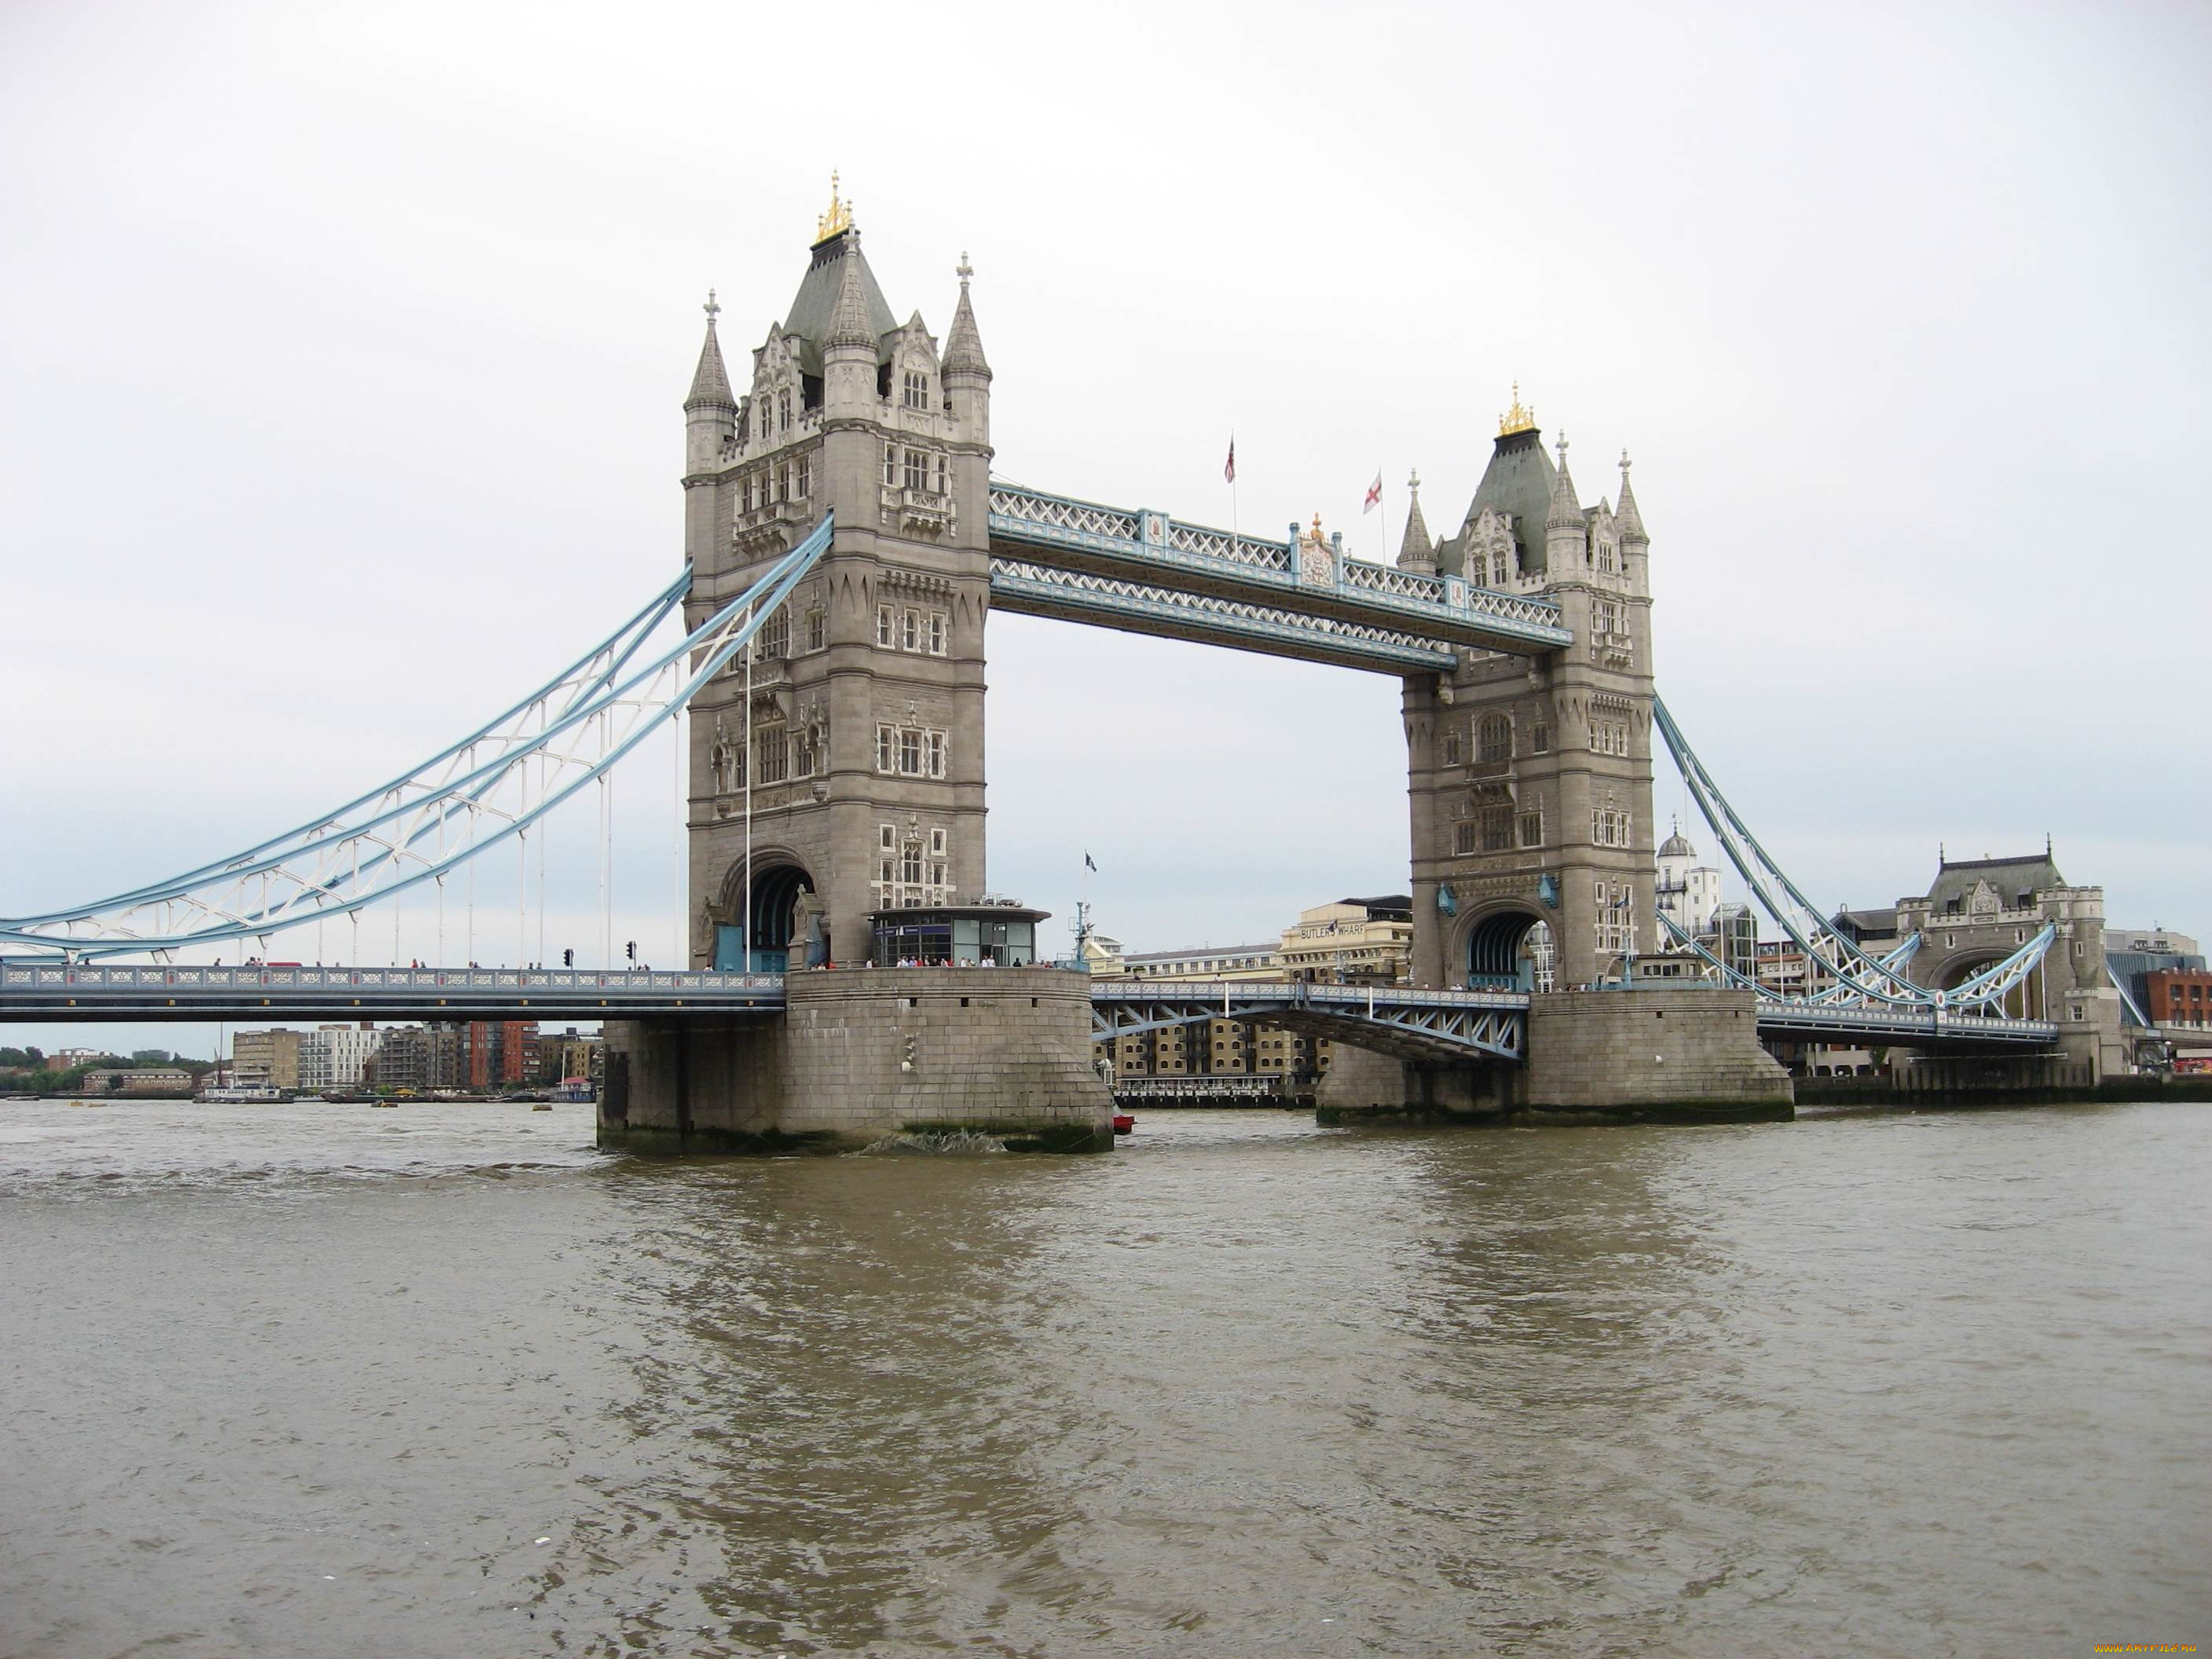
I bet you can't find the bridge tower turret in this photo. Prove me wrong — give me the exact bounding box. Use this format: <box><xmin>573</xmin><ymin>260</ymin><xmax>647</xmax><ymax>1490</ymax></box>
<box><xmin>679</xmin><ymin>181</ymin><xmax>994</xmax><ymax>972</ymax></box>
<box><xmin>1397</xmin><ymin>470</ymin><xmax>1435</xmax><ymax>575</ymax></box>
<box><xmin>1404</xmin><ymin>390</ymin><xmax>1657</xmax><ymax>994</ymax></box>
<box><xmin>683</xmin><ymin>292</ymin><xmax>738</xmax><ymax>566</ymax></box>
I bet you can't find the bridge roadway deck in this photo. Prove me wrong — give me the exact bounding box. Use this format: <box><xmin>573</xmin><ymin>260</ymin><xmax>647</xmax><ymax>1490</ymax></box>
<box><xmin>0</xmin><ymin>964</ymin><xmax>2060</xmax><ymax>1052</ymax></box>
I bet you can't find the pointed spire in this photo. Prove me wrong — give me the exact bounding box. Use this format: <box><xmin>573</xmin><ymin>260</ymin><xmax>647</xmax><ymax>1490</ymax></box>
<box><xmin>943</xmin><ymin>251</ymin><xmax>991</xmax><ymax>378</ymax></box>
<box><xmin>825</xmin><ymin>244</ymin><xmax>877</xmax><ymax>353</ymax></box>
<box><xmin>1546</xmin><ymin>430</ymin><xmax>1583</xmax><ymax>529</ymax></box>
<box><xmin>1615</xmin><ymin>448</ymin><xmax>1647</xmax><ymax>543</ymax></box>
<box><xmin>1397</xmin><ymin>467</ymin><xmax>1434</xmax><ymax>571</ymax></box>
<box><xmin>685</xmin><ymin>288</ymin><xmax>735</xmax><ymax>409</ymax></box>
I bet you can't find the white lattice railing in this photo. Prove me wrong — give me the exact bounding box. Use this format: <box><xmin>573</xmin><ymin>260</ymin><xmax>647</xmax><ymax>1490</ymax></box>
<box><xmin>1163</xmin><ymin>521</ymin><xmax>1292</xmax><ymax>572</ymax></box>
<box><xmin>987</xmin><ymin>486</ymin><xmax>1138</xmax><ymax>542</ymax></box>
<box><xmin>988</xmin><ymin>559</ymin><xmax>1455</xmax><ymax>665</ymax></box>
<box><xmin>989</xmin><ymin>482</ymin><xmax>1571</xmax><ymax>646</ymax></box>
<box><xmin>1342</xmin><ymin>561</ymin><xmax>1446</xmax><ymax>604</ymax></box>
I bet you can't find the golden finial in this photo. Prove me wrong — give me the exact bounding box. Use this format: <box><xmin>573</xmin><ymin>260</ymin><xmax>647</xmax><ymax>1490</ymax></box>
<box><xmin>1498</xmin><ymin>381</ymin><xmax>1537</xmax><ymax>437</ymax></box>
<box><xmin>813</xmin><ymin>170</ymin><xmax>854</xmax><ymax>245</ymax></box>
<box><xmin>1309</xmin><ymin>511</ymin><xmax>1325</xmax><ymax>540</ymax></box>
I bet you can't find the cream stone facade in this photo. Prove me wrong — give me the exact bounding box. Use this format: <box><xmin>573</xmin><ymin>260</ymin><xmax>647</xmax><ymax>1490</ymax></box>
<box><xmin>1401</xmin><ymin>397</ymin><xmax>1660</xmax><ymax>995</ymax></box>
<box><xmin>680</xmin><ymin>190</ymin><xmax>994</xmax><ymax>975</ymax></box>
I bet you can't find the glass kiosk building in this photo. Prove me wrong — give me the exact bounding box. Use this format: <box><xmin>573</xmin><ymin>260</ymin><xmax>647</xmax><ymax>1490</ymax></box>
<box><xmin>867</xmin><ymin>903</ymin><xmax>1048</xmax><ymax>968</ymax></box>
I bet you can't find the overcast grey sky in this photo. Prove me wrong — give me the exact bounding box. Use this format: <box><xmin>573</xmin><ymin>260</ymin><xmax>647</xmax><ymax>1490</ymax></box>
<box><xmin>4</xmin><ymin>1</ymin><xmax>2208</xmax><ymax>1054</ymax></box>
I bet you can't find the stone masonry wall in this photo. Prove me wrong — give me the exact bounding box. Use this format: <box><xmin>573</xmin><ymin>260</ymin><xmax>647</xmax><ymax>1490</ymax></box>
<box><xmin>1525</xmin><ymin>987</ymin><xmax>1793</xmax><ymax>1117</ymax></box>
<box><xmin>602</xmin><ymin>967</ymin><xmax>1114</xmax><ymax>1152</ymax></box>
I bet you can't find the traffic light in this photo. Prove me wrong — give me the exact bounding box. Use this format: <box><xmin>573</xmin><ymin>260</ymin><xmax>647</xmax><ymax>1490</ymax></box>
<box><xmin>625</xmin><ymin>940</ymin><xmax>637</xmax><ymax>962</ymax></box>
<box><xmin>562</xmin><ymin>948</ymin><xmax>573</xmax><ymax>968</ymax></box>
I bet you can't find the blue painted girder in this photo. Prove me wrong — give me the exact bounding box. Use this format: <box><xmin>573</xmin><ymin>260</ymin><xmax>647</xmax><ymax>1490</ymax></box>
<box><xmin>987</xmin><ymin>482</ymin><xmax>1571</xmax><ymax>671</ymax></box>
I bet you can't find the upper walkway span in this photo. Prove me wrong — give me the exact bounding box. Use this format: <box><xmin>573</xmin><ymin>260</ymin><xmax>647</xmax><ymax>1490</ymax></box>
<box><xmin>986</xmin><ymin>483</ymin><xmax>1573</xmax><ymax>673</ymax></box>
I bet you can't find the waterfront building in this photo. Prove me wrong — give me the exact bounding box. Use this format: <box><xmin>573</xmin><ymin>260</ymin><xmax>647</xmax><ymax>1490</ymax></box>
<box><xmin>2107</xmin><ymin>925</ymin><xmax>2199</xmax><ymax>958</ymax></box>
<box><xmin>537</xmin><ymin>1028</ymin><xmax>605</xmax><ymax>1090</ymax></box>
<box><xmin>297</xmin><ymin>1024</ymin><xmax>384</xmax><ymax>1090</ymax></box>
<box><xmin>1655</xmin><ymin>823</ymin><xmax>1723</xmax><ymax>936</ymax></box>
<box><xmin>1116</xmin><ymin>942</ymin><xmax>1281</xmax><ymax>980</ymax></box>
<box><xmin>2145</xmin><ymin>969</ymin><xmax>2212</xmax><ymax>1029</ymax></box>
<box><xmin>1277</xmin><ymin>897</ymin><xmax>1412</xmax><ymax>985</ymax></box>
<box><xmin>78</xmin><ymin>1068</ymin><xmax>194</xmax><ymax>1096</ymax></box>
<box><xmin>233</xmin><ymin>1028</ymin><xmax>302</xmax><ymax>1090</ymax></box>
<box><xmin>465</xmin><ymin>1020</ymin><xmax>540</xmax><ymax>1090</ymax></box>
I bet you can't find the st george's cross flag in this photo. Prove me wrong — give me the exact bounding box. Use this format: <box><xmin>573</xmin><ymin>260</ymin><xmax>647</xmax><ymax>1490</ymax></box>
<box><xmin>1363</xmin><ymin>471</ymin><xmax>1383</xmax><ymax>513</ymax></box>
<box><xmin>1224</xmin><ymin>438</ymin><xmax>1236</xmax><ymax>485</ymax></box>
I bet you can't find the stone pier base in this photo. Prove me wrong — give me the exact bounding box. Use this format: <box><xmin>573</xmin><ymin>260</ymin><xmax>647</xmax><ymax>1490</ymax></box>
<box><xmin>1523</xmin><ymin>988</ymin><xmax>1793</xmax><ymax>1122</ymax></box>
<box><xmin>599</xmin><ymin>967</ymin><xmax>1115</xmax><ymax>1153</ymax></box>
<box><xmin>1317</xmin><ymin>987</ymin><xmax>1793</xmax><ymax>1128</ymax></box>
<box><xmin>1313</xmin><ymin>1045</ymin><xmax>1515</xmax><ymax>1126</ymax></box>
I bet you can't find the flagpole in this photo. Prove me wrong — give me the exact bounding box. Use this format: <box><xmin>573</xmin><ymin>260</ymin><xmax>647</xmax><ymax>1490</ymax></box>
<box><xmin>1228</xmin><ymin>429</ymin><xmax>1240</xmax><ymax>556</ymax></box>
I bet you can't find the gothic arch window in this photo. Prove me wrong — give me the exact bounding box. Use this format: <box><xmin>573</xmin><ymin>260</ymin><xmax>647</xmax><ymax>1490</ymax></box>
<box><xmin>1478</xmin><ymin>713</ymin><xmax>1511</xmax><ymax>764</ymax></box>
<box><xmin>902</xmin><ymin>369</ymin><xmax>929</xmax><ymax>409</ymax></box>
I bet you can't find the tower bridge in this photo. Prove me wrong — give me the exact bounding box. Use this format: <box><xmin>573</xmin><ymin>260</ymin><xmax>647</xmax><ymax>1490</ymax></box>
<box><xmin>0</xmin><ymin>184</ymin><xmax>2134</xmax><ymax>1146</ymax></box>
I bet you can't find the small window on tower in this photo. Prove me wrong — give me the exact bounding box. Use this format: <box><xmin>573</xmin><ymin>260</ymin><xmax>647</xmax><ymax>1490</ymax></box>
<box><xmin>903</xmin><ymin>369</ymin><xmax>928</xmax><ymax>409</ymax></box>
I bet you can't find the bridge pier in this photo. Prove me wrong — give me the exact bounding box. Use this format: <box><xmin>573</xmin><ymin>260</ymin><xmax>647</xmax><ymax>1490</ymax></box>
<box><xmin>600</xmin><ymin>968</ymin><xmax>1115</xmax><ymax>1153</ymax></box>
<box><xmin>1319</xmin><ymin>988</ymin><xmax>1793</xmax><ymax>1126</ymax></box>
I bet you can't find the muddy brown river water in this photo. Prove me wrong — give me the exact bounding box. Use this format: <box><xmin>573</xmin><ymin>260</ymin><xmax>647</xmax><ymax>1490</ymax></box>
<box><xmin>2</xmin><ymin>1097</ymin><xmax>2206</xmax><ymax>1656</ymax></box>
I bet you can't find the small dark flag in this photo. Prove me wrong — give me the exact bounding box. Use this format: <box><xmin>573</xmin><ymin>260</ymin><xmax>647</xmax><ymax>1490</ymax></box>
<box><xmin>1224</xmin><ymin>438</ymin><xmax>1236</xmax><ymax>485</ymax></box>
<box><xmin>1084</xmin><ymin>851</ymin><xmax>1098</xmax><ymax>873</ymax></box>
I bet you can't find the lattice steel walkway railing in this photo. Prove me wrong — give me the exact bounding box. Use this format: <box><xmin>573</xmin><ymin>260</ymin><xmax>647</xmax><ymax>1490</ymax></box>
<box><xmin>987</xmin><ymin>482</ymin><xmax>1572</xmax><ymax>667</ymax></box>
<box><xmin>988</xmin><ymin>558</ymin><xmax>1459</xmax><ymax>674</ymax></box>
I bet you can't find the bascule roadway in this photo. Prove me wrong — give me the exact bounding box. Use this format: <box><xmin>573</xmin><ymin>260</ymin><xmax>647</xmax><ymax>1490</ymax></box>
<box><xmin>0</xmin><ymin>961</ymin><xmax>2064</xmax><ymax>1055</ymax></box>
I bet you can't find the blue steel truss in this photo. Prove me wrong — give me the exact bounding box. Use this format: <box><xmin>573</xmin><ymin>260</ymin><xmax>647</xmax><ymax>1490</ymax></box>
<box><xmin>1652</xmin><ymin>696</ymin><xmax>2057</xmax><ymax>1013</ymax></box>
<box><xmin>988</xmin><ymin>557</ymin><xmax>1458</xmax><ymax>674</ymax></box>
<box><xmin>2</xmin><ymin>516</ymin><xmax>837</xmax><ymax>961</ymax></box>
<box><xmin>987</xmin><ymin>482</ymin><xmax>1572</xmax><ymax>662</ymax></box>
<box><xmin>0</xmin><ymin>961</ymin><xmax>786</xmax><ymax>1022</ymax></box>
<box><xmin>1090</xmin><ymin>980</ymin><xmax>1528</xmax><ymax>1063</ymax></box>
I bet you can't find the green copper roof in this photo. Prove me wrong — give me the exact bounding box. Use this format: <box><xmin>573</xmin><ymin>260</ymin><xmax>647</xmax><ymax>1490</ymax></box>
<box><xmin>1922</xmin><ymin>853</ymin><xmax>2065</xmax><ymax>911</ymax></box>
<box><xmin>1441</xmin><ymin>427</ymin><xmax>1558</xmax><ymax>578</ymax></box>
<box><xmin>782</xmin><ymin>232</ymin><xmax>899</xmax><ymax>375</ymax></box>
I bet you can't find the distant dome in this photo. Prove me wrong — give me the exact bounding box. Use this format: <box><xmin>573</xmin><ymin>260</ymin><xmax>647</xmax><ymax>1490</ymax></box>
<box><xmin>1659</xmin><ymin>831</ymin><xmax>1695</xmax><ymax>859</ymax></box>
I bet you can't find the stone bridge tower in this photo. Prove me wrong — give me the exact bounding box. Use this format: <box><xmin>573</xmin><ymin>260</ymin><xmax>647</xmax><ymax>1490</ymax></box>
<box><xmin>1401</xmin><ymin>390</ymin><xmax>1657</xmax><ymax>992</ymax></box>
<box><xmin>679</xmin><ymin>185</ymin><xmax>993</xmax><ymax>969</ymax></box>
